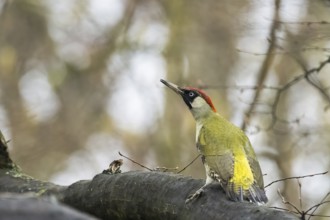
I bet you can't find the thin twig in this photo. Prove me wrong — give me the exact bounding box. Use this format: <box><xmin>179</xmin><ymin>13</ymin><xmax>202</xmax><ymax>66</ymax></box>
<box><xmin>269</xmin><ymin>206</ymin><xmax>330</xmax><ymax>218</ymax></box>
<box><xmin>298</xmin><ymin>179</ymin><xmax>302</xmax><ymax>211</ymax></box>
<box><xmin>306</xmin><ymin>201</ymin><xmax>330</xmax><ymax>216</ymax></box>
<box><xmin>266</xmin><ymin>56</ymin><xmax>330</xmax><ymax>131</ymax></box>
<box><xmin>271</xmin><ymin>181</ymin><xmax>330</xmax><ymax>219</ymax></box>
<box><xmin>307</xmin><ymin>192</ymin><xmax>330</xmax><ymax>220</ymax></box>
<box><xmin>118</xmin><ymin>152</ymin><xmax>180</xmax><ymax>172</ymax></box>
<box><xmin>274</xmin><ymin>20</ymin><xmax>330</xmax><ymax>25</ymax></box>
<box><xmin>177</xmin><ymin>154</ymin><xmax>201</xmax><ymax>174</ymax></box>
<box><xmin>118</xmin><ymin>151</ymin><xmax>153</xmax><ymax>171</ymax></box>
<box><xmin>265</xmin><ymin>171</ymin><xmax>328</xmax><ymax>188</ymax></box>
<box><xmin>199</xmin><ymin>84</ymin><xmax>281</xmax><ymax>91</ymax></box>
<box><xmin>277</xmin><ymin>189</ymin><xmax>302</xmax><ymax>214</ymax></box>
<box><xmin>236</xmin><ymin>48</ymin><xmax>288</xmax><ymax>56</ymax></box>
<box><xmin>307</xmin><ymin>214</ymin><xmax>330</xmax><ymax>218</ymax></box>
<box><xmin>305</xmin><ymin>73</ymin><xmax>330</xmax><ymax>104</ymax></box>
<box><xmin>200</xmin><ymin>56</ymin><xmax>330</xmax><ymax>133</ymax></box>
<box><xmin>302</xmin><ymin>46</ymin><xmax>330</xmax><ymax>52</ymax></box>
<box><xmin>269</xmin><ymin>206</ymin><xmax>299</xmax><ymax>214</ymax></box>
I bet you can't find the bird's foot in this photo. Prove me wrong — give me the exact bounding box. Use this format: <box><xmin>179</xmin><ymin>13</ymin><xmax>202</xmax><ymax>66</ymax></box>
<box><xmin>185</xmin><ymin>188</ymin><xmax>204</xmax><ymax>204</ymax></box>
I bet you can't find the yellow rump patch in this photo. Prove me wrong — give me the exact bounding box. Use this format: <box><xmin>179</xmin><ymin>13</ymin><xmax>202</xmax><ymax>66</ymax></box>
<box><xmin>229</xmin><ymin>154</ymin><xmax>254</xmax><ymax>190</ymax></box>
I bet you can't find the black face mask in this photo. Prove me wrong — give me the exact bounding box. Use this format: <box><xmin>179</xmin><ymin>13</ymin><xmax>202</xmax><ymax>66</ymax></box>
<box><xmin>181</xmin><ymin>90</ymin><xmax>199</xmax><ymax>109</ymax></box>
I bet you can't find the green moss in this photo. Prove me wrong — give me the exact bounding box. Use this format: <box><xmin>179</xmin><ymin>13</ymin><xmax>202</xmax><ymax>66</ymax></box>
<box><xmin>6</xmin><ymin>169</ymin><xmax>33</xmax><ymax>180</ymax></box>
<box><xmin>36</xmin><ymin>188</ymin><xmax>47</xmax><ymax>196</ymax></box>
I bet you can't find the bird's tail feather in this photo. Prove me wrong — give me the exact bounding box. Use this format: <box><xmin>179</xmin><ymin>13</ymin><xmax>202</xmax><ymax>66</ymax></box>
<box><xmin>247</xmin><ymin>184</ymin><xmax>268</xmax><ymax>204</ymax></box>
<box><xmin>226</xmin><ymin>182</ymin><xmax>268</xmax><ymax>204</ymax></box>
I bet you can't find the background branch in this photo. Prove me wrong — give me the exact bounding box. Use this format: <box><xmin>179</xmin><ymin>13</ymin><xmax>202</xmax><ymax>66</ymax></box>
<box><xmin>242</xmin><ymin>0</ymin><xmax>282</xmax><ymax>130</ymax></box>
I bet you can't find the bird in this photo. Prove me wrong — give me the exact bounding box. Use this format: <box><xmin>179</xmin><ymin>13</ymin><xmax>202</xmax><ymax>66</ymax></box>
<box><xmin>160</xmin><ymin>79</ymin><xmax>268</xmax><ymax>204</ymax></box>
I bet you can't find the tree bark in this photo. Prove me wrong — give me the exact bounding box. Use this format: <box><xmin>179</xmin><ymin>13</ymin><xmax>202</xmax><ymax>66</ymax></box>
<box><xmin>0</xmin><ymin>193</ymin><xmax>97</xmax><ymax>220</ymax></box>
<box><xmin>0</xmin><ymin>132</ymin><xmax>298</xmax><ymax>220</ymax></box>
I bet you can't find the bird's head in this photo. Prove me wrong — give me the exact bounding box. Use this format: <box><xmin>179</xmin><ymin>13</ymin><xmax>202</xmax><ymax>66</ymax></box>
<box><xmin>161</xmin><ymin>79</ymin><xmax>216</xmax><ymax>120</ymax></box>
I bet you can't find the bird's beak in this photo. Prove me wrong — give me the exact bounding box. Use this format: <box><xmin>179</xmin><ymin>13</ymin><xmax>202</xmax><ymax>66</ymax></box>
<box><xmin>160</xmin><ymin>79</ymin><xmax>184</xmax><ymax>95</ymax></box>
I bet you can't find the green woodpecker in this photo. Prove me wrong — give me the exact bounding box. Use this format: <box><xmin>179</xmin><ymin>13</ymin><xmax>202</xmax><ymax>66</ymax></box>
<box><xmin>161</xmin><ymin>79</ymin><xmax>268</xmax><ymax>204</ymax></box>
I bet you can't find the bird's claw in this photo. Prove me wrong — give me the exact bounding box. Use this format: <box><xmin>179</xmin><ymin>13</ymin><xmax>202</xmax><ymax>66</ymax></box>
<box><xmin>185</xmin><ymin>189</ymin><xmax>204</xmax><ymax>204</ymax></box>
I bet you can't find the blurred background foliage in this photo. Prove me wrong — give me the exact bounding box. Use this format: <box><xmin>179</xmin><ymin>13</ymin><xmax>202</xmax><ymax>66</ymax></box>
<box><xmin>0</xmin><ymin>0</ymin><xmax>330</xmax><ymax>217</ymax></box>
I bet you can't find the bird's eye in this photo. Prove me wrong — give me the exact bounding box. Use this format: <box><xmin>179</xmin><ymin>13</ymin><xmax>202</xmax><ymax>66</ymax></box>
<box><xmin>189</xmin><ymin>92</ymin><xmax>195</xmax><ymax>97</ymax></box>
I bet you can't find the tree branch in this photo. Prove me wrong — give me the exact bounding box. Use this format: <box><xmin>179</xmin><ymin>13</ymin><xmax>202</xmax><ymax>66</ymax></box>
<box><xmin>242</xmin><ymin>0</ymin><xmax>281</xmax><ymax>130</ymax></box>
<box><xmin>0</xmin><ymin>169</ymin><xmax>299</xmax><ymax>220</ymax></box>
<box><xmin>0</xmin><ymin>131</ymin><xmax>299</xmax><ymax>220</ymax></box>
<box><xmin>265</xmin><ymin>171</ymin><xmax>328</xmax><ymax>188</ymax></box>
